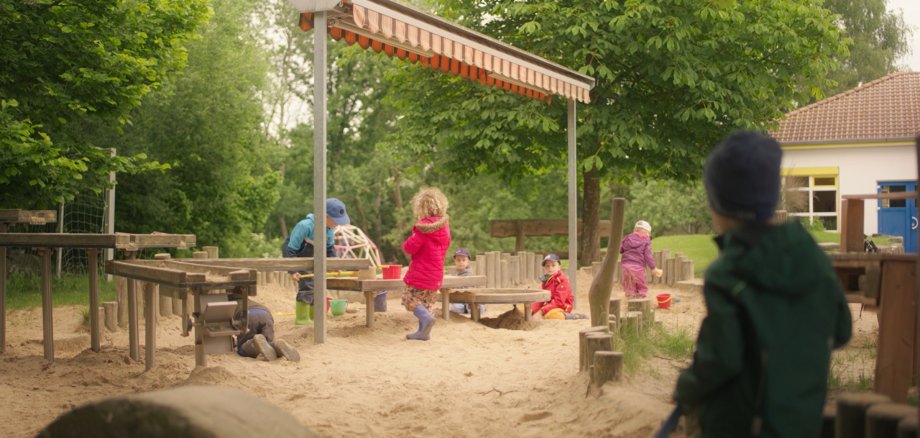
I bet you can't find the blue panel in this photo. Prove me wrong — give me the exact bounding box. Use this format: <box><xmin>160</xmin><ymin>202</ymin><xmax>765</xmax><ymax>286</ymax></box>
<box><xmin>878</xmin><ymin>181</ymin><xmax>917</xmax><ymax>253</ymax></box>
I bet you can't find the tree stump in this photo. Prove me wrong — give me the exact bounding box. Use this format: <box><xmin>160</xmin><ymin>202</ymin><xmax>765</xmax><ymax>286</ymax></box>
<box><xmin>578</xmin><ymin>326</ymin><xmax>608</xmax><ymax>371</ymax></box>
<box><xmin>866</xmin><ymin>403</ymin><xmax>916</xmax><ymax>438</ymax></box>
<box><xmin>623</xmin><ymin>311</ymin><xmax>643</xmax><ymax>336</ymax></box>
<box><xmin>607</xmin><ymin>316</ymin><xmax>618</xmax><ymax>343</ymax></box>
<box><xmin>627</xmin><ymin>298</ymin><xmax>653</xmax><ymax>330</ymax></box>
<box><xmin>898</xmin><ymin>414</ymin><xmax>918</xmax><ymax>438</ymax></box>
<box><xmin>585</xmin><ymin>333</ymin><xmax>614</xmax><ymax>376</ymax></box>
<box><xmin>37</xmin><ymin>385</ymin><xmax>315</xmax><ymax>438</ymax></box>
<box><xmin>592</xmin><ymin>351</ymin><xmax>623</xmax><ymax>385</ymax></box>
<box><xmin>608</xmin><ymin>298</ymin><xmax>622</xmax><ymax>321</ymax></box>
<box><xmin>837</xmin><ymin>392</ymin><xmax>892</xmax><ymax>438</ymax></box>
<box><xmin>103</xmin><ymin>302</ymin><xmax>118</xmax><ymax>332</ymax></box>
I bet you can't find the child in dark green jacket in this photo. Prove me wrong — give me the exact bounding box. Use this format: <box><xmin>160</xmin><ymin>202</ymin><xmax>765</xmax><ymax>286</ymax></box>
<box><xmin>671</xmin><ymin>131</ymin><xmax>852</xmax><ymax>437</ymax></box>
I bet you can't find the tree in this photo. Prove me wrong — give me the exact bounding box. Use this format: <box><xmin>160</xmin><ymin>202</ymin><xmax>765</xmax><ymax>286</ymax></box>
<box><xmin>824</xmin><ymin>0</ymin><xmax>911</xmax><ymax>94</ymax></box>
<box><xmin>91</xmin><ymin>0</ymin><xmax>280</xmax><ymax>255</ymax></box>
<box><xmin>0</xmin><ymin>0</ymin><xmax>209</xmax><ymax>207</ymax></box>
<box><xmin>386</xmin><ymin>0</ymin><xmax>847</xmax><ymax>265</ymax></box>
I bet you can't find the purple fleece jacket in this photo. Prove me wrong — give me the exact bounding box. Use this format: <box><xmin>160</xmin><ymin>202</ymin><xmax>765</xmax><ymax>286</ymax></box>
<box><xmin>619</xmin><ymin>232</ymin><xmax>656</xmax><ymax>269</ymax></box>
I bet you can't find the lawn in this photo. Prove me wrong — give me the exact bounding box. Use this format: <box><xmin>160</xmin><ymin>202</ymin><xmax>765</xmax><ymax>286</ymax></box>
<box><xmin>4</xmin><ymin>272</ymin><xmax>117</xmax><ymax>310</ymax></box>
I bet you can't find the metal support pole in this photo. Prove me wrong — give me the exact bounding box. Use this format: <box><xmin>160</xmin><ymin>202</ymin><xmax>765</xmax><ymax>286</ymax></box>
<box><xmin>87</xmin><ymin>249</ymin><xmax>101</xmax><ymax>352</ymax></box>
<box><xmin>313</xmin><ymin>10</ymin><xmax>328</xmax><ymax>344</ymax></box>
<box><xmin>40</xmin><ymin>248</ymin><xmax>54</xmax><ymax>361</ymax></box>
<box><xmin>567</xmin><ymin>99</ymin><xmax>578</xmax><ymax>298</ymax></box>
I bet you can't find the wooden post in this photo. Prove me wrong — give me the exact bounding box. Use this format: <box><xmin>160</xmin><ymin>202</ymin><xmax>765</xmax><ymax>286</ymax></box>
<box><xmin>876</xmin><ymin>259</ymin><xmax>917</xmax><ymax>402</ymax></box>
<box><xmin>192</xmin><ymin>287</ymin><xmax>206</xmax><ymax>368</ymax></box>
<box><xmin>607</xmin><ymin>316</ymin><xmax>618</xmax><ymax>343</ymax></box>
<box><xmin>623</xmin><ymin>311</ymin><xmax>643</xmax><ymax>336</ymax></box>
<box><xmin>836</xmin><ymin>392</ymin><xmax>891</xmax><ymax>438</ymax></box>
<box><xmin>592</xmin><ymin>351</ymin><xmax>623</xmax><ymax>385</ymax></box>
<box><xmin>127</xmin><ymin>261</ymin><xmax>139</xmax><ymax>361</ymax></box>
<box><xmin>821</xmin><ymin>403</ymin><xmax>836</xmax><ymax>438</ymax></box>
<box><xmin>534</xmin><ymin>254</ymin><xmax>543</xmax><ymax>284</ymax></box>
<box><xmin>144</xmin><ymin>282</ymin><xmax>157</xmax><ymax>371</ymax></box>
<box><xmin>203</xmin><ymin>246</ymin><xmax>219</xmax><ymax>259</ymax></box>
<box><xmin>840</xmin><ymin>199</ymin><xmax>865</xmax><ymax>253</ymax></box>
<box><xmin>898</xmin><ymin>414</ymin><xmax>918</xmax><ymax>438</ymax></box>
<box><xmin>578</xmin><ymin>326</ymin><xmax>608</xmax><ymax>371</ymax></box>
<box><xmin>103</xmin><ymin>301</ymin><xmax>118</xmax><ymax>332</ymax></box>
<box><xmin>866</xmin><ymin>403</ymin><xmax>916</xmax><ymax>438</ymax></box>
<box><xmin>588</xmin><ymin>198</ymin><xmax>627</xmax><ymax>327</ymax></box>
<box><xmin>500</xmin><ymin>259</ymin><xmax>509</xmax><ymax>288</ymax></box>
<box><xmin>116</xmin><ymin>276</ymin><xmax>128</xmax><ymax>328</ymax></box>
<box><xmin>87</xmin><ymin>249</ymin><xmax>101</xmax><ymax>352</ymax></box>
<box><xmin>682</xmin><ymin>260</ymin><xmax>694</xmax><ymax>280</ymax></box>
<box><xmin>653</xmin><ymin>251</ymin><xmax>662</xmax><ymax>284</ymax></box>
<box><xmin>608</xmin><ymin>298</ymin><xmax>622</xmax><ymax>321</ymax></box>
<box><xmin>39</xmin><ymin>248</ymin><xmax>54</xmax><ymax>361</ymax></box>
<box><xmin>511</xmin><ymin>255</ymin><xmax>520</xmax><ymax>285</ymax></box>
<box><xmin>628</xmin><ymin>298</ymin><xmax>653</xmax><ymax>331</ymax></box>
<box><xmin>585</xmin><ymin>333</ymin><xmax>614</xmax><ymax>378</ymax></box>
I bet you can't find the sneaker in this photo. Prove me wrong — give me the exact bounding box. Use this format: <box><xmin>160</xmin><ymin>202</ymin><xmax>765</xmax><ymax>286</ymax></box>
<box><xmin>272</xmin><ymin>339</ymin><xmax>301</xmax><ymax>362</ymax></box>
<box><xmin>253</xmin><ymin>334</ymin><xmax>277</xmax><ymax>361</ymax></box>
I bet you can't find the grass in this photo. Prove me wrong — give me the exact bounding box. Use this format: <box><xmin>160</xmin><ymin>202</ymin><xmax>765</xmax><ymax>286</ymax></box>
<box><xmin>620</xmin><ymin>324</ymin><xmax>696</xmax><ymax>374</ymax></box>
<box><xmin>651</xmin><ymin>235</ymin><xmax>717</xmax><ymax>277</ymax></box>
<box><xmin>4</xmin><ymin>272</ymin><xmax>117</xmax><ymax>310</ymax></box>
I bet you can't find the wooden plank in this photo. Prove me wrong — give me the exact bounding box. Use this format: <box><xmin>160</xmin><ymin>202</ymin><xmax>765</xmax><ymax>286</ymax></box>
<box><xmin>490</xmin><ymin>219</ymin><xmax>612</xmax><ymax>238</ymax></box>
<box><xmin>0</xmin><ymin>233</ymin><xmax>194</xmax><ymax>249</ymax></box>
<box><xmin>106</xmin><ymin>261</ymin><xmax>186</xmax><ymax>286</ymax></box>
<box><xmin>113</xmin><ymin>233</ymin><xmax>196</xmax><ymax>250</ymax></box>
<box><xmin>328</xmin><ymin>275</ymin><xmax>486</xmax><ymax>292</ymax></box>
<box><xmin>448</xmin><ymin>288</ymin><xmax>549</xmax><ymax>304</ymax></box>
<box><xmin>0</xmin><ymin>209</ymin><xmax>57</xmax><ymax>225</ymax></box>
<box><xmin>874</xmin><ymin>259</ymin><xmax>917</xmax><ymax>402</ymax></box>
<box><xmin>168</xmin><ymin>257</ymin><xmax>371</xmax><ymax>272</ymax></box>
<box><xmin>843</xmin><ymin>191</ymin><xmax>917</xmax><ymax>201</ymax></box>
<box><xmin>840</xmin><ymin>199</ymin><xmax>865</xmax><ymax>253</ymax></box>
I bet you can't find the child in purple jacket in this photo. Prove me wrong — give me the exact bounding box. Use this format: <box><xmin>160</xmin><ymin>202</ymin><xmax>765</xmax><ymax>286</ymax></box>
<box><xmin>619</xmin><ymin>220</ymin><xmax>663</xmax><ymax>298</ymax></box>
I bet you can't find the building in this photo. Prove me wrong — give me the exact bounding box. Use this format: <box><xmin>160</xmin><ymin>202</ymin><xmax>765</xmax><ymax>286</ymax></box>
<box><xmin>772</xmin><ymin>71</ymin><xmax>920</xmax><ymax>251</ymax></box>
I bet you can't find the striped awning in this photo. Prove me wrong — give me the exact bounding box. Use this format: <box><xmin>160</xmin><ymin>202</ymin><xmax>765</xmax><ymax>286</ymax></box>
<box><xmin>297</xmin><ymin>0</ymin><xmax>594</xmax><ymax>103</ymax></box>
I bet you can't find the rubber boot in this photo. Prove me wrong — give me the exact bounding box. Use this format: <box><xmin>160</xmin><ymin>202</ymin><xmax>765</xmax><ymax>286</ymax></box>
<box><xmin>374</xmin><ymin>292</ymin><xmax>388</xmax><ymax>313</ymax></box>
<box><xmin>272</xmin><ymin>339</ymin><xmax>301</xmax><ymax>362</ymax></box>
<box><xmin>295</xmin><ymin>302</ymin><xmax>313</xmax><ymax>325</ymax></box>
<box><xmin>406</xmin><ymin>305</ymin><xmax>435</xmax><ymax>341</ymax></box>
<box><xmin>253</xmin><ymin>334</ymin><xmax>277</xmax><ymax>361</ymax></box>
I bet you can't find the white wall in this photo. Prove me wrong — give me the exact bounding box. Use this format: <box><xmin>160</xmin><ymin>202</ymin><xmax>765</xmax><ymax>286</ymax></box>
<box><xmin>781</xmin><ymin>144</ymin><xmax>916</xmax><ymax>234</ymax></box>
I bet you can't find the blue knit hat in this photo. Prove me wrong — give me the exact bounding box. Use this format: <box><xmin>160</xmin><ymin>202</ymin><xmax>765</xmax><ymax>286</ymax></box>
<box><xmin>704</xmin><ymin>131</ymin><xmax>782</xmax><ymax>223</ymax></box>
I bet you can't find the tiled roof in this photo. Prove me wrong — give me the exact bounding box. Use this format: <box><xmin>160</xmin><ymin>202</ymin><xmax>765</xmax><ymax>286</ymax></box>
<box><xmin>772</xmin><ymin>71</ymin><xmax>920</xmax><ymax>144</ymax></box>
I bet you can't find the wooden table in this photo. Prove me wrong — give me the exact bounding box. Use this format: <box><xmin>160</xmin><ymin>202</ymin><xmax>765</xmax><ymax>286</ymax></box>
<box><xmin>832</xmin><ymin>253</ymin><xmax>917</xmax><ymax>402</ymax></box>
<box><xmin>326</xmin><ymin>275</ymin><xmax>487</xmax><ymax>327</ymax></box>
<box><xmin>448</xmin><ymin>288</ymin><xmax>550</xmax><ymax>321</ymax></box>
<box><xmin>0</xmin><ymin>232</ymin><xmax>194</xmax><ymax>363</ymax></box>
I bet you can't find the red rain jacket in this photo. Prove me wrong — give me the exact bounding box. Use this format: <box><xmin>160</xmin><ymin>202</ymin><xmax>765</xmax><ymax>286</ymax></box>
<box><xmin>402</xmin><ymin>215</ymin><xmax>451</xmax><ymax>290</ymax></box>
<box><xmin>535</xmin><ymin>270</ymin><xmax>574</xmax><ymax>315</ymax></box>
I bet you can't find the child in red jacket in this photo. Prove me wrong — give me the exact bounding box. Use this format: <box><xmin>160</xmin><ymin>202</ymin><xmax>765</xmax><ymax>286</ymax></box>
<box><xmin>531</xmin><ymin>254</ymin><xmax>574</xmax><ymax>319</ymax></box>
<box><xmin>401</xmin><ymin>187</ymin><xmax>451</xmax><ymax>341</ymax></box>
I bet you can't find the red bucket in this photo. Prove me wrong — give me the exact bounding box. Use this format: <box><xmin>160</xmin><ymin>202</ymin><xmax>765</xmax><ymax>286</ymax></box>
<box><xmin>382</xmin><ymin>265</ymin><xmax>402</xmax><ymax>280</ymax></box>
<box><xmin>656</xmin><ymin>293</ymin><xmax>672</xmax><ymax>310</ymax></box>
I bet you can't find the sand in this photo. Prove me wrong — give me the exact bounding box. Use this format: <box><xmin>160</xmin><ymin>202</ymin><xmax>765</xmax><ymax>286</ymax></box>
<box><xmin>0</xmin><ymin>270</ymin><xmax>876</xmax><ymax>437</ymax></box>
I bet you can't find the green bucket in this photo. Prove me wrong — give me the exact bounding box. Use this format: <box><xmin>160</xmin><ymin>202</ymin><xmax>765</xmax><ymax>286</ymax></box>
<box><xmin>330</xmin><ymin>299</ymin><xmax>347</xmax><ymax>317</ymax></box>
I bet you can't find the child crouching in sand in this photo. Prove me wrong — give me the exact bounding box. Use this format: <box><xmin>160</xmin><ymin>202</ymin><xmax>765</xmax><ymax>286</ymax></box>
<box><xmin>401</xmin><ymin>187</ymin><xmax>451</xmax><ymax>341</ymax></box>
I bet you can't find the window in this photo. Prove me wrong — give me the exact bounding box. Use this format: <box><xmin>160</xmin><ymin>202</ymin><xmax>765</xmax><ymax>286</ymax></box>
<box><xmin>781</xmin><ymin>168</ymin><xmax>839</xmax><ymax>231</ymax></box>
<box><xmin>881</xmin><ymin>184</ymin><xmax>907</xmax><ymax>208</ymax></box>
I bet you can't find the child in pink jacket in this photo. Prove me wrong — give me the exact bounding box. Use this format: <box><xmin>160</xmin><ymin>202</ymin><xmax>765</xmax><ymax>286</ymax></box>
<box><xmin>619</xmin><ymin>220</ymin><xmax>663</xmax><ymax>298</ymax></box>
<box><xmin>401</xmin><ymin>187</ymin><xmax>451</xmax><ymax>341</ymax></box>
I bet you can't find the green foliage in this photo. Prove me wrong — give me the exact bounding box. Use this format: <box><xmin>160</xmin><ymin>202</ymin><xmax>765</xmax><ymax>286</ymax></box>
<box><xmin>0</xmin><ymin>0</ymin><xmax>210</xmax><ymax>206</ymax></box>
<box><xmin>823</xmin><ymin>0</ymin><xmax>911</xmax><ymax>94</ymax></box>
<box><xmin>651</xmin><ymin>234</ymin><xmax>718</xmax><ymax>277</ymax></box>
<box><xmin>5</xmin><ymin>272</ymin><xmax>117</xmax><ymax>310</ymax></box>
<box><xmin>625</xmin><ymin>180</ymin><xmax>711</xmax><ymax>235</ymax></box>
<box><xmin>620</xmin><ymin>324</ymin><xmax>696</xmax><ymax>374</ymax></box>
<box><xmin>104</xmin><ymin>0</ymin><xmax>280</xmax><ymax>256</ymax></box>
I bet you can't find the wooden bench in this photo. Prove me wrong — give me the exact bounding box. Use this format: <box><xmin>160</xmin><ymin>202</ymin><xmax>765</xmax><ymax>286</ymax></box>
<box><xmin>448</xmin><ymin>288</ymin><xmax>550</xmax><ymax>322</ymax></box>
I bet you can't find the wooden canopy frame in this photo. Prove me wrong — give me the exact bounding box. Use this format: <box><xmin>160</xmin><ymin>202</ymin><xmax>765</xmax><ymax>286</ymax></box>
<box><xmin>290</xmin><ymin>0</ymin><xmax>595</xmax><ymax>343</ymax></box>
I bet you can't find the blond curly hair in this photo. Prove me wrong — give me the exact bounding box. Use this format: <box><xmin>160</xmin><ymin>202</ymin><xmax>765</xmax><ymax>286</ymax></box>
<box><xmin>411</xmin><ymin>187</ymin><xmax>449</xmax><ymax>219</ymax></box>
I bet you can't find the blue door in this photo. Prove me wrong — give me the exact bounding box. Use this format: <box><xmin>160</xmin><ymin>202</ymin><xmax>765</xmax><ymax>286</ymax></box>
<box><xmin>878</xmin><ymin>181</ymin><xmax>917</xmax><ymax>253</ymax></box>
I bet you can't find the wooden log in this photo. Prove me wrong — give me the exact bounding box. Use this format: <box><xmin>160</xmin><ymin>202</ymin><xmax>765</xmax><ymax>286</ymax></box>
<box><xmin>585</xmin><ymin>333</ymin><xmax>614</xmax><ymax>377</ymax></box>
<box><xmin>192</xmin><ymin>251</ymin><xmax>208</xmax><ymax>259</ymax></box>
<box><xmin>486</xmin><ymin>252</ymin><xmax>497</xmax><ymax>288</ymax></box>
<box><xmin>867</xmin><ymin>403</ymin><xmax>916</xmax><ymax>438</ymax></box>
<box><xmin>36</xmin><ymin>386</ymin><xmax>316</xmax><ymax>438</ymax></box>
<box><xmin>103</xmin><ymin>301</ymin><xmax>118</xmax><ymax>332</ymax></box>
<box><xmin>607</xmin><ymin>316</ymin><xmax>618</xmax><ymax>347</ymax></box>
<box><xmin>116</xmin><ymin>276</ymin><xmax>128</xmax><ymax>328</ymax></box>
<box><xmin>87</xmin><ymin>249</ymin><xmax>101</xmax><ymax>353</ymax></box>
<box><xmin>623</xmin><ymin>311</ymin><xmax>643</xmax><ymax>336</ymax></box>
<box><xmin>608</xmin><ymin>298</ymin><xmax>622</xmax><ymax>321</ymax></box>
<box><xmin>898</xmin><ymin>414</ymin><xmax>918</xmax><ymax>438</ymax></box>
<box><xmin>203</xmin><ymin>246</ymin><xmax>219</xmax><ymax>259</ymax></box>
<box><xmin>821</xmin><ymin>402</ymin><xmax>836</xmax><ymax>438</ymax></box>
<box><xmin>628</xmin><ymin>298</ymin><xmax>653</xmax><ymax>330</ymax></box>
<box><xmin>836</xmin><ymin>392</ymin><xmax>892</xmax><ymax>438</ymax></box>
<box><xmin>653</xmin><ymin>251</ymin><xmax>662</xmax><ymax>284</ymax></box>
<box><xmin>682</xmin><ymin>260</ymin><xmax>694</xmax><ymax>280</ymax></box>
<box><xmin>533</xmin><ymin>253</ymin><xmax>543</xmax><ymax>284</ymax></box>
<box><xmin>159</xmin><ymin>294</ymin><xmax>173</xmax><ymax>318</ymax></box>
<box><xmin>592</xmin><ymin>351</ymin><xmax>623</xmax><ymax>385</ymax></box>
<box><xmin>511</xmin><ymin>255</ymin><xmax>520</xmax><ymax>285</ymax></box>
<box><xmin>578</xmin><ymin>326</ymin><xmax>608</xmax><ymax>371</ymax></box>
<box><xmin>500</xmin><ymin>259</ymin><xmax>509</xmax><ymax>288</ymax></box>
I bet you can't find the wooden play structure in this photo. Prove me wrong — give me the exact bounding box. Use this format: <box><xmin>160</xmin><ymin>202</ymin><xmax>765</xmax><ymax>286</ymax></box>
<box><xmin>0</xmin><ymin>221</ymin><xmax>194</xmax><ymax>363</ymax></box>
<box><xmin>833</xmin><ymin>189</ymin><xmax>918</xmax><ymax>403</ymax></box>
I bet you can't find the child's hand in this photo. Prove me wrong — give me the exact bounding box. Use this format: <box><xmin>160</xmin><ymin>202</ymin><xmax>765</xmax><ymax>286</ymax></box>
<box><xmin>653</xmin><ymin>268</ymin><xmax>663</xmax><ymax>278</ymax></box>
<box><xmin>291</xmin><ymin>273</ymin><xmax>301</xmax><ymax>280</ymax></box>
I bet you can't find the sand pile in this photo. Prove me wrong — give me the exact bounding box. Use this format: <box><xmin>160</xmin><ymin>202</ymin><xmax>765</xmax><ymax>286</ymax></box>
<box><xmin>479</xmin><ymin>307</ymin><xmax>535</xmax><ymax>331</ymax></box>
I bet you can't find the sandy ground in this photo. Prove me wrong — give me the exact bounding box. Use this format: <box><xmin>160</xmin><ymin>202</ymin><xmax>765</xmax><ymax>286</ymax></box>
<box><xmin>0</xmin><ymin>270</ymin><xmax>876</xmax><ymax>437</ymax></box>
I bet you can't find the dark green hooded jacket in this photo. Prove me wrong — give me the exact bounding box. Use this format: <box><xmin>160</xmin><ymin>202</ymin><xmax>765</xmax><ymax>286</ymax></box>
<box><xmin>674</xmin><ymin>220</ymin><xmax>852</xmax><ymax>437</ymax></box>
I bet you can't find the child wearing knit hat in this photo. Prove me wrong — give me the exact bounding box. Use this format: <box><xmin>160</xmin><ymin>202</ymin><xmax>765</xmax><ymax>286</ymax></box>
<box><xmin>668</xmin><ymin>131</ymin><xmax>852</xmax><ymax>437</ymax></box>
<box><xmin>619</xmin><ymin>220</ymin><xmax>664</xmax><ymax>298</ymax></box>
